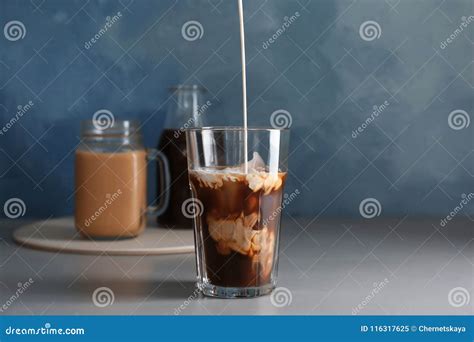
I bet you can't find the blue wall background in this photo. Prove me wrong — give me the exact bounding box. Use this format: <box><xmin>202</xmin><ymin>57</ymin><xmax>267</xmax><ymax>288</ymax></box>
<box><xmin>0</xmin><ymin>0</ymin><xmax>472</xmax><ymax>219</ymax></box>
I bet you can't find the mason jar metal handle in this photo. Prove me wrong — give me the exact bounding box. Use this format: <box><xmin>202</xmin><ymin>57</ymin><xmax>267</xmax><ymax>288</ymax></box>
<box><xmin>146</xmin><ymin>149</ymin><xmax>170</xmax><ymax>216</ymax></box>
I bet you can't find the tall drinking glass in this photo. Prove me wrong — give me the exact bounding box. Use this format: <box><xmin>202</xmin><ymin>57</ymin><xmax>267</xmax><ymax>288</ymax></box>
<box><xmin>185</xmin><ymin>127</ymin><xmax>289</xmax><ymax>298</ymax></box>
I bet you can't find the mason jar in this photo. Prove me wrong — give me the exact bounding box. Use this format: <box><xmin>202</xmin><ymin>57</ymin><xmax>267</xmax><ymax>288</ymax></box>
<box><xmin>74</xmin><ymin>119</ymin><xmax>168</xmax><ymax>239</ymax></box>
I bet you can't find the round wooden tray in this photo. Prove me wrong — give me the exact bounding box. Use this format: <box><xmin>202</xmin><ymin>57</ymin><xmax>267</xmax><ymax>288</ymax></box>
<box><xmin>13</xmin><ymin>217</ymin><xmax>195</xmax><ymax>256</ymax></box>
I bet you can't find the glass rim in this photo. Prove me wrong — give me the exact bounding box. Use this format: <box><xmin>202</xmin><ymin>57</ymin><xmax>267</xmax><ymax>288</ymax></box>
<box><xmin>80</xmin><ymin>119</ymin><xmax>141</xmax><ymax>136</ymax></box>
<box><xmin>185</xmin><ymin>126</ymin><xmax>289</xmax><ymax>132</ymax></box>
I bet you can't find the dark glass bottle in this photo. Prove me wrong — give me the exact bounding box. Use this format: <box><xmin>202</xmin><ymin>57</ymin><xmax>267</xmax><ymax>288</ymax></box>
<box><xmin>155</xmin><ymin>85</ymin><xmax>207</xmax><ymax>228</ymax></box>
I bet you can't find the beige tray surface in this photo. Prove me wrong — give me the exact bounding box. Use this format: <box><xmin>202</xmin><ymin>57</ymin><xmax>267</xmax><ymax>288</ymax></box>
<box><xmin>13</xmin><ymin>217</ymin><xmax>194</xmax><ymax>256</ymax></box>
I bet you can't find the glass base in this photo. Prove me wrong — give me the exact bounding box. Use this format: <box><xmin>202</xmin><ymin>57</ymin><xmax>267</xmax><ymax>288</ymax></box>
<box><xmin>199</xmin><ymin>282</ymin><xmax>274</xmax><ymax>298</ymax></box>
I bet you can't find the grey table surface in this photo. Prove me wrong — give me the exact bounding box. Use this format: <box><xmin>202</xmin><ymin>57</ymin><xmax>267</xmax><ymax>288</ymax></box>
<box><xmin>0</xmin><ymin>217</ymin><xmax>472</xmax><ymax>315</ymax></box>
